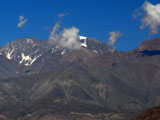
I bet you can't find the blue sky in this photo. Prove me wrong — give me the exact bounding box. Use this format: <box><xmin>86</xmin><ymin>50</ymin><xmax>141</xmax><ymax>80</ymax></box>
<box><xmin>0</xmin><ymin>0</ymin><xmax>160</xmax><ymax>51</ymax></box>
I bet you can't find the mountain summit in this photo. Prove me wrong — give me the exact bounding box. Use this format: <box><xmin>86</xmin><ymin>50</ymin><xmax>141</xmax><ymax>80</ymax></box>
<box><xmin>0</xmin><ymin>36</ymin><xmax>110</xmax><ymax>67</ymax></box>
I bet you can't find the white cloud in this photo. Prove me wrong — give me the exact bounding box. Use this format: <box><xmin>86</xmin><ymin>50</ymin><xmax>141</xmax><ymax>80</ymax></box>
<box><xmin>140</xmin><ymin>1</ymin><xmax>160</xmax><ymax>34</ymax></box>
<box><xmin>48</xmin><ymin>22</ymin><xmax>81</xmax><ymax>50</ymax></box>
<box><xmin>18</xmin><ymin>15</ymin><xmax>28</xmax><ymax>28</ymax></box>
<box><xmin>108</xmin><ymin>31</ymin><xmax>122</xmax><ymax>46</ymax></box>
<box><xmin>48</xmin><ymin>13</ymin><xmax>81</xmax><ymax>50</ymax></box>
<box><xmin>59</xmin><ymin>27</ymin><xmax>81</xmax><ymax>49</ymax></box>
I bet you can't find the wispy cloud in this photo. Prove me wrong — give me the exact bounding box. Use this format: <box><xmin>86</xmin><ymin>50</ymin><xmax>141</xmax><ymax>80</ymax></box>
<box><xmin>107</xmin><ymin>31</ymin><xmax>122</xmax><ymax>52</ymax></box>
<box><xmin>140</xmin><ymin>1</ymin><xmax>160</xmax><ymax>34</ymax></box>
<box><xmin>18</xmin><ymin>15</ymin><xmax>28</xmax><ymax>28</ymax></box>
<box><xmin>57</xmin><ymin>13</ymin><xmax>69</xmax><ymax>19</ymax></box>
<box><xmin>48</xmin><ymin>14</ymin><xmax>81</xmax><ymax>50</ymax></box>
<box><xmin>44</xmin><ymin>26</ymin><xmax>52</xmax><ymax>32</ymax></box>
<box><xmin>108</xmin><ymin>31</ymin><xmax>122</xmax><ymax>46</ymax></box>
<box><xmin>49</xmin><ymin>21</ymin><xmax>60</xmax><ymax>45</ymax></box>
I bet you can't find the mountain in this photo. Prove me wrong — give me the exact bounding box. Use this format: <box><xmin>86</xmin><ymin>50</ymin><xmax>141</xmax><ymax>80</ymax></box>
<box><xmin>132</xmin><ymin>106</ymin><xmax>160</xmax><ymax>120</ymax></box>
<box><xmin>0</xmin><ymin>36</ymin><xmax>111</xmax><ymax>79</ymax></box>
<box><xmin>0</xmin><ymin>37</ymin><xmax>110</xmax><ymax>67</ymax></box>
<box><xmin>0</xmin><ymin>37</ymin><xmax>160</xmax><ymax>119</ymax></box>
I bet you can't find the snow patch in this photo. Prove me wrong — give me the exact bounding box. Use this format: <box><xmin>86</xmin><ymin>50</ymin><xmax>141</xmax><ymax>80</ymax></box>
<box><xmin>61</xmin><ymin>49</ymin><xmax>67</xmax><ymax>55</ymax></box>
<box><xmin>52</xmin><ymin>48</ymin><xmax>55</xmax><ymax>53</ymax></box>
<box><xmin>19</xmin><ymin>53</ymin><xmax>32</xmax><ymax>66</ymax></box>
<box><xmin>79</xmin><ymin>36</ymin><xmax>87</xmax><ymax>47</ymax></box>
<box><xmin>30</xmin><ymin>54</ymin><xmax>41</xmax><ymax>65</ymax></box>
<box><xmin>79</xmin><ymin>36</ymin><xmax>87</xmax><ymax>40</ymax></box>
<box><xmin>19</xmin><ymin>53</ymin><xmax>41</xmax><ymax>66</ymax></box>
<box><xmin>26</xmin><ymin>38</ymin><xmax>33</xmax><ymax>44</ymax></box>
<box><xmin>34</xmin><ymin>49</ymin><xmax>39</xmax><ymax>54</ymax></box>
<box><xmin>6</xmin><ymin>49</ymin><xmax>14</xmax><ymax>60</ymax></box>
<box><xmin>93</xmin><ymin>50</ymin><xmax>98</xmax><ymax>53</ymax></box>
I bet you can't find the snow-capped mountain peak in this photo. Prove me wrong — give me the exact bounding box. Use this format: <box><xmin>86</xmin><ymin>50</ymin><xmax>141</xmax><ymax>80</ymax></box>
<box><xmin>0</xmin><ymin>37</ymin><xmax>111</xmax><ymax>66</ymax></box>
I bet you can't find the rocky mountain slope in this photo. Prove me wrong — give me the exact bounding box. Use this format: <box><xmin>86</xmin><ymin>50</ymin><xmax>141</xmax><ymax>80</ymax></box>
<box><xmin>0</xmin><ymin>55</ymin><xmax>19</xmax><ymax>78</ymax></box>
<box><xmin>132</xmin><ymin>106</ymin><xmax>160</xmax><ymax>120</ymax></box>
<box><xmin>0</xmin><ymin>37</ymin><xmax>160</xmax><ymax>119</ymax></box>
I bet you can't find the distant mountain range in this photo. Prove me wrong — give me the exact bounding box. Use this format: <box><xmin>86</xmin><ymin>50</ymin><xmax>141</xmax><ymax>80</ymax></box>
<box><xmin>0</xmin><ymin>36</ymin><xmax>160</xmax><ymax>120</ymax></box>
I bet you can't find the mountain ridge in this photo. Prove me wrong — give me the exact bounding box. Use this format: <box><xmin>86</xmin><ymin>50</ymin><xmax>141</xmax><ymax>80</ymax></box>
<box><xmin>0</xmin><ymin>37</ymin><xmax>111</xmax><ymax>67</ymax></box>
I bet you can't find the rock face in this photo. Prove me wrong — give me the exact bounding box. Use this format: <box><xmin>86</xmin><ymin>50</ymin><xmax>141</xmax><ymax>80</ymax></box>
<box><xmin>0</xmin><ymin>37</ymin><xmax>160</xmax><ymax>119</ymax></box>
<box><xmin>132</xmin><ymin>106</ymin><xmax>160</xmax><ymax>120</ymax></box>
